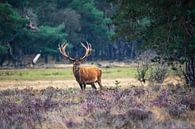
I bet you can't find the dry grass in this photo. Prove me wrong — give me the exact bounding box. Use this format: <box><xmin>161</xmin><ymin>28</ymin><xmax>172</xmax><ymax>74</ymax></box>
<box><xmin>0</xmin><ymin>76</ymin><xmax>184</xmax><ymax>91</ymax></box>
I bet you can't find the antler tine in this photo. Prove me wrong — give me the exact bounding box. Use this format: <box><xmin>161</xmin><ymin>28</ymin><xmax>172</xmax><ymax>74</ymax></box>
<box><xmin>62</xmin><ymin>42</ymin><xmax>67</xmax><ymax>47</ymax></box>
<box><xmin>86</xmin><ymin>41</ymin><xmax>92</xmax><ymax>55</ymax></box>
<box><xmin>58</xmin><ymin>43</ymin><xmax>63</xmax><ymax>54</ymax></box>
<box><xmin>58</xmin><ymin>42</ymin><xmax>75</xmax><ymax>61</ymax></box>
<box><xmin>58</xmin><ymin>42</ymin><xmax>66</xmax><ymax>54</ymax></box>
<box><xmin>80</xmin><ymin>42</ymin><xmax>87</xmax><ymax>50</ymax></box>
<box><xmin>79</xmin><ymin>41</ymin><xmax>92</xmax><ymax>61</ymax></box>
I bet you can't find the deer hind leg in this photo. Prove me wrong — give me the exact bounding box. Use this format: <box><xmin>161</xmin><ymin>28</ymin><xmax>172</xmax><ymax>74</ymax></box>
<box><xmin>97</xmin><ymin>76</ymin><xmax>103</xmax><ymax>89</ymax></box>
<box><xmin>91</xmin><ymin>83</ymin><xmax>97</xmax><ymax>89</ymax></box>
<box><xmin>97</xmin><ymin>70</ymin><xmax>103</xmax><ymax>89</ymax></box>
<box><xmin>79</xmin><ymin>83</ymin><xmax>85</xmax><ymax>90</ymax></box>
<box><xmin>97</xmin><ymin>80</ymin><xmax>103</xmax><ymax>89</ymax></box>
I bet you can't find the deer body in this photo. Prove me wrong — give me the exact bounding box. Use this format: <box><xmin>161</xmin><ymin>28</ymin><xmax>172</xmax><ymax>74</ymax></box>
<box><xmin>73</xmin><ymin>65</ymin><xmax>102</xmax><ymax>89</ymax></box>
<box><xmin>59</xmin><ymin>42</ymin><xmax>103</xmax><ymax>90</ymax></box>
<box><xmin>74</xmin><ymin>66</ymin><xmax>101</xmax><ymax>83</ymax></box>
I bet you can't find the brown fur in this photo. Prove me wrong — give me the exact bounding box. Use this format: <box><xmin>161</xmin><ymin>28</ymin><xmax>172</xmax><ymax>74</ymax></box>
<box><xmin>59</xmin><ymin>42</ymin><xmax>103</xmax><ymax>90</ymax></box>
<box><xmin>73</xmin><ymin>65</ymin><xmax>103</xmax><ymax>90</ymax></box>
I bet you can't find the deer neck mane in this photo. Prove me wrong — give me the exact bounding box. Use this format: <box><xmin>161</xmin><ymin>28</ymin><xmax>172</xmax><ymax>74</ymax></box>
<box><xmin>73</xmin><ymin>64</ymin><xmax>81</xmax><ymax>82</ymax></box>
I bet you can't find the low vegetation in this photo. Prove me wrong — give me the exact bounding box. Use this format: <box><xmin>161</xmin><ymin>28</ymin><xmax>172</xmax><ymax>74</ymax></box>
<box><xmin>0</xmin><ymin>66</ymin><xmax>179</xmax><ymax>81</ymax></box>
<box><xmin>0</xmin><ymin>67</ymin><xmax>137</xmax><ymax>80</ymax></box>
<box><xmin>0</xmin><ymin>84</ymin><xmax>194</xmax><ymax>129</ymax></box>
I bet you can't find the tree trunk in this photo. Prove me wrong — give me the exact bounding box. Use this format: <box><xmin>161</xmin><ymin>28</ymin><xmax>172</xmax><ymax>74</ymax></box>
<box><xmin>0</xmin><ymin>54</ymin><xmax>6</xmax><ymax>66</ymax></box>
<box><xmin>44</xmin><ymin>53</ymin><xmax>48</xmax><ymax>64</ymax></box>
<box><xmin>184</xmin><ymin>57</ymin><xmax>195</xmax><ymax>87</ymax></box>
<box><xmin>55</xmin><ymin>53</ymin><xmax>60</xmax><ymax>62</ymax></box>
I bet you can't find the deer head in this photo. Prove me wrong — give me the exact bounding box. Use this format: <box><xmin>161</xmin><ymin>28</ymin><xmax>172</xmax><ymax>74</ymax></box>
<box><xmin>58</xmin><ymin>41</ymin><xmax>103</xmax><ymax>90</ymax></box>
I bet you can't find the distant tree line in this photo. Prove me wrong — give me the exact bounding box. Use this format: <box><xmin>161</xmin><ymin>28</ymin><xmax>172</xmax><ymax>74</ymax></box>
<box><xmin>0</xmin><ymin>0</ymin><xmax>143</xmax><ymax>66</ymax></box>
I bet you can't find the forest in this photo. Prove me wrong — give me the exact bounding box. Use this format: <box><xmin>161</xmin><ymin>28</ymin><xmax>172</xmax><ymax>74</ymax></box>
<box><xmin>0</xmin><ymin>0</ymin><xmax>139</xmax><ymax>64</ymax></box>
<box><xmin>0</xmin><ymin>0</ymin><xmax>195</xmax><ymax>129</ymax></box>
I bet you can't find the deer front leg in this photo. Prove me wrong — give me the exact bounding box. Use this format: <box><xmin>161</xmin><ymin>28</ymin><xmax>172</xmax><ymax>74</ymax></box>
<box><xmin>91</xmin><ymin>83</ymin><xmax>97</xmax><ymax>89</ymax></box>
<box><xmin>83</xmin><ymin>84</ymin><xmax>86</xmax><ymax>90</ymax></box>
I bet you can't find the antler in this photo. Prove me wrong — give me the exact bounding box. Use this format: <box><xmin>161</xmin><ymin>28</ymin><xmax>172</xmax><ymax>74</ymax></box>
<box><xmin>79</xmin><ymin>41</ymin><xmax>92</xmax><ymax>61</ymax></box>
<box><xmin>58</xmin><ymin>43</ymin><xmax>75</xmax><ymax>61</ymax></box>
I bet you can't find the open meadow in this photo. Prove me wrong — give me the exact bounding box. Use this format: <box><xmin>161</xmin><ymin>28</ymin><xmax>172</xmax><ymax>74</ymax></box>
<box><xmin>0</xmin><ymin>65</ymin><xmax>194</xmax><ymax>129</ymax></box>
<box><xmin>0</xmin><ymin>66</ymin><xmax>138</xmax><ymax>90</ymax></box>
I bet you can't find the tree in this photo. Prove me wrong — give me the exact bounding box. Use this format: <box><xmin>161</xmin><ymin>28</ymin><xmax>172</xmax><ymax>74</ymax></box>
<box><xmin>0</xmin><ymin>3</ymin><xmax>28</xmax><ymax>65</ymax></box>
<box><xmin>1</xmin><ymin>0</ymin><xmax>134</xmax><ymax>65</ymax></box>
<box><xmin>0</xmin><ymin>1</ymin><xmax>67</xmax><ymax>65</ymax></box>
<box><xmin>109</xmin><ymin>0</ymin><xmax>195</xmax><ymax>86</ymax></box>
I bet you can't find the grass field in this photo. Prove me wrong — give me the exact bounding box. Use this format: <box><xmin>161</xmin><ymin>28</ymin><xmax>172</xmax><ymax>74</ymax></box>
<box><xmin>0</xmin><ymin>67</ymin><xmax>194</xmax><ymax>129</ymax></box>
<box><xmin>0</xmin><ymin>67</ymin><xmax>137</xmax><ymax>80</ymax></box>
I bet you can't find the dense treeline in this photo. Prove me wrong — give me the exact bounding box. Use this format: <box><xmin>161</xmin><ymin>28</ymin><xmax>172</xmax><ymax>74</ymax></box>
<box><xmin>110</xmin><ymin>0</ymin><xmax>195</xmax><ymax>59</ymax></box>
<box><xmin>109</xmin><ymin>0</ymin><xmax>195</xmax><ymax>86</ymax></box>
<box><xmin>0</xmin><ymin>0</ymin><xmax>139</xmax><ymax>66</ymax></box>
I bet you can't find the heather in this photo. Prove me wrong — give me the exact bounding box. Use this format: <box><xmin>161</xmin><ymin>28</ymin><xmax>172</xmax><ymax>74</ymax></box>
<box><xmin>0</xmin><ymin>84</ymin><xmax>194</xmax><ymax>129</ymax></box>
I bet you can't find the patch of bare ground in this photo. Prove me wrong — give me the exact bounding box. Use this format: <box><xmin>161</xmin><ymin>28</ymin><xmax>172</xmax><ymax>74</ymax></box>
<box><xmin>0</xmin><ymin>77</ymin><xmax>183</xmax><ymax>90</ymax></box>
<box><xmin>0</xmin><ymin>76</ymin><xmax>184</xmax><ymax>90</ymax></box>
<box><xmin>0</xmin><ymin>78</ymin><xmax>140</xmax><ymax>90</ymax></box>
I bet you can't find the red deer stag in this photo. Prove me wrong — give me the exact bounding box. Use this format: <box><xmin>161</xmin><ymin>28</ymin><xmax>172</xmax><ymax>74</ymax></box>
<box><xmin>58</xmin><ymin>42</ymin><xmax>103</xmax><ymax>90</ymax></box>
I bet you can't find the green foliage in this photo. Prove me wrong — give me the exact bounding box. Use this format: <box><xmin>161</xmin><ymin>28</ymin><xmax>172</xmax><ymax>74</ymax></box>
<box><xmin>0</xmin><ymin>0</ymin><xmax>112</xmax><ymax>64</ymax></box>
<box><xmin>0</xmin><ymin>0</ymin><xmax>28</xmax><ymax>8</ymax></box>
<box><xmin>39</xmin><ymin>24</ymin><xmax>66</xmax><ymax>41</ymax></box>
<box><xmin>0</xmin><ymin>3</ymin><xmax>27</xmax><ymax>40</ymax></box>
<box><xmin>21</xmin><ymin>24</ymin><xmax>67</xmax><ymax>53</ymax></box>
<box><xmin>0</xmin><ymin>44</ymin><xmax>8</xmax><ymax>54</ymax></box>
<box><xmin>69</xmin><ymin>0</ymin><xmax>109</xmax><ymax>43</ymax></box>
<box><xmin>110</xmin><ymin>0</ymin><xmax>195</xmax><ymax>60</ymax></box>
